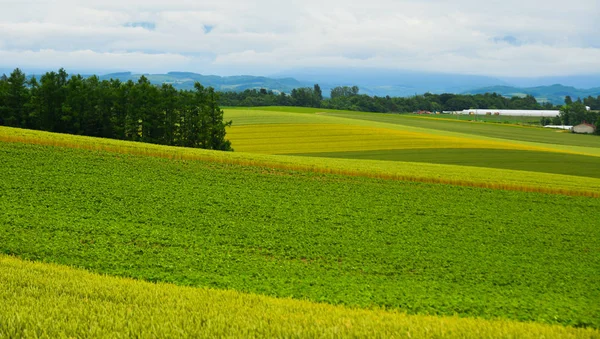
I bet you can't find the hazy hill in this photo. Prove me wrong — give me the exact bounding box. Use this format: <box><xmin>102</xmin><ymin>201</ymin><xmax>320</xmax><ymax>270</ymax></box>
<box><xmin>272</xmin><ymin>68</ymin><xmax>508</xmax><ymax>97</ymax></box>
<box><xmin>97</xmin><ymin>72</ymin><xmax>304</xmax><ymax>93</ymax></box>
<box><xmin>11</xmin><ymin>68</ymin><xmax>600</xmax><ymax>103</ymax></box>
<box><xmin>500</xmin><ymin>75</ymin><xmax>600</xmax><ymax>89</ymax></box>
<box><xmin>465</xmin><ymin>84</ymin><xmax>600</xmax><ymax>105</ymax></box>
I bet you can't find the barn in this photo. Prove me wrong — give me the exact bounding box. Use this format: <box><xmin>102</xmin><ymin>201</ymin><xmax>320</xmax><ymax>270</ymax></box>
<box><xmin>572</xmin><ymin>123</ymin><xmax>597</xmax><ymax>134</ymax></box>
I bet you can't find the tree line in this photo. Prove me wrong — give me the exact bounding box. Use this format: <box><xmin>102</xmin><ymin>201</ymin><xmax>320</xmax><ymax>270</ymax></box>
<box><xmin>219</xmin><ymin>85</ymin><xmax>559</xmax><ymax>112</ymax></box>
<box><xmin>221</xmin><ymin>85</ymin><xmax>599</xmax><ymax>131</ymax></box>
<box><xmin>2</xmin><ymin>68</ymin><xmax>599</xmax><ymax>142</ymax></box>
<box><xmin>550</xmin><ymin>95</ymin><xmax>600</xmax><ymax>130</ymax></box>
<box><xmin>0</xmin><ymin>68</ymin><xmax>232</xmax><ymax>151</ymax></box>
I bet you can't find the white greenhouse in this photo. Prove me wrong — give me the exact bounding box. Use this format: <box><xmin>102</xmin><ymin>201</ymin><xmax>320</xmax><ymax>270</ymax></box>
<box><xmin>543</xmin><ymin>125</ymin><xmax>573</xmax><ymax>130</ymax></box>
<box><xmin>460</xmin><ymin>109</ymin><xmax>560</xmax><ymax>117</ymax></box>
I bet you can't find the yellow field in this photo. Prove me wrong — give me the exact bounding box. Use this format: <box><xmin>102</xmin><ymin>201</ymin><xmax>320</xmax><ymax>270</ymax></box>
<box><xmin>1</xmin><ymin>255</ymin><xmax>596</xmax><ymax>338</ymax></box>
<box><xmin>226</xmin><ymin>108</ymin><xmax>342</xmax><ymax>126</ymax></box>
<box><xmin>227</xmin><ymin>123</ymin><xmax>563</xmax><ymax>154</ymax></box>
<box><xmin>1</xmin><ymin>126</ymin><xmax>599</xmax><ymax>197</ymax></box>
<box><xmin>225</xmin><ymin>109</ymin><xmax>600</xmax><ymax>157</ymax></box>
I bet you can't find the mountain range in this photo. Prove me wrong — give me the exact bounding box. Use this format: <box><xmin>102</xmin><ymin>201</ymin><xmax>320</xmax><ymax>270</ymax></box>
<box><xmin>97</xmin><ymin>72</ymin><xmax>303</xmax><ymax>94</ymax></box>
<box><xmin>9</xmin><ymin>68</ymin><xmax>600</xmax><ymax>105</ymax></box>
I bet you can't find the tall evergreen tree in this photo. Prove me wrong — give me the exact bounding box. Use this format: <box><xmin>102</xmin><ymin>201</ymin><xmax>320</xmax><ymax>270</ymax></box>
<box><xmin>109</xmin><ymin>79</ymin><xmax>127</xmax><ymax>140</ymax></box>
<box><xmin>3</xmin><ymin>68</ymin><xmax>30</xmax><ymax>127</ymax></box>
<box><xmin>160</xmin><ymin>83</ymin><xmax>179</xmax><ymax>145</ymax></box>
<box><xmin>205</xmin><ymin>87</ymin><xmax>232</xmax><ymax>151</ymax></box>
<box><xmin>313</xmin><ymin>84</ymin><xmax>323</xmax><ymax>107</ymax></box>
<box><xmin>62</xmin><ymin>74</ymin><xmax>86</xmax><ymax>134</ymax></box>
<box><xmin>0</xmin><ymin>74</ymin><xmax>9</xmax><ymax>125</ymax></box>
<box><xmin>37</xmin><ymin>68</ymin><xmax>68</xmax><ymax>132</ymax></box>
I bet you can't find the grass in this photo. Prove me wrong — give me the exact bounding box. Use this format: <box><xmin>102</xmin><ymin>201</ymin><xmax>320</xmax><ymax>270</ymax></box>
<box><xmin>1</xmin><ymin>141</ymin><xmax>599</xmax><ymax>327</ymax></box>
<box><xmin>411</xmin><ymin>113</ymin><xmax>543</xmax><ymax>125</ymax></box>
<box><xmin>296</xmin><ymin>148</ymin><xmax>600</xmax><ymax>179</ymax></box>
<box><xmin>3</xmin><ymin>255</ymin><xmax>597</xmax><ymax>338</ymax></box>
<box><xmin>2</xmin><ymin>126</ymin><xmax>600</xmax><ymax>197</ymax></box>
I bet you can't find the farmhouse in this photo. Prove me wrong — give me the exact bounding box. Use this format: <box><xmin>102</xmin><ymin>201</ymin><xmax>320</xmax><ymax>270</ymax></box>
<box><xmin>460</xmin><ymin>109</ymin><xmax>560</xmax><ymax>117</ymax></box>
<box><xmin>572</xmin><ymin>123</ymin><xmax>597</xmax><ymax>134</ymax></box>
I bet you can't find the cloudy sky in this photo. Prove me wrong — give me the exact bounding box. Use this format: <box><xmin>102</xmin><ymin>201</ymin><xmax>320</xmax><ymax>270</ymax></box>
<box><xmin>0</xmin><ymin>0</ymin><xmax>599</xmax><ymax>77</ymax></box>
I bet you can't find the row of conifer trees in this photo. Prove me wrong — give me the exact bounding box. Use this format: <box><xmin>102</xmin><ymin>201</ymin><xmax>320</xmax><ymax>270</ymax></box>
<box><xmin>0</xmin><ymin>68</ymin><xmax>232</xmax><ymax>151</ymax></box>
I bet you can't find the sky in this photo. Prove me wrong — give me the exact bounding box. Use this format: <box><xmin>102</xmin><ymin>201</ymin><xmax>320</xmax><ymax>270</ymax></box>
<box><xmin>0</xmin><ymin>0</ymin><xmax>599</xmax><ymax>77</ymax></box>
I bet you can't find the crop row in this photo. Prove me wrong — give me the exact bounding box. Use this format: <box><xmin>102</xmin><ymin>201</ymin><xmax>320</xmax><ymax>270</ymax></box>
<box><xmin>1</xmin><ymin>141</ymin><xmax>599</xmax><ymax>327</ymax></box>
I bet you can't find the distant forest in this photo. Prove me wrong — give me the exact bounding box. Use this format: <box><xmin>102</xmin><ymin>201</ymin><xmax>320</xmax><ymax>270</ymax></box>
<box><xmin>0</xmin><ymin>68</ymin><xmax>232</xmax><ymax>151</ymax></box>
<box><xmin>1</xmin><ymin>68</ymin><xmax>599</xmax><ymax>145</ymax></box>
<box><xmin>220</xmin><ymin>85</ymin><xmax>599</xmax><ymax>129</ymax></box>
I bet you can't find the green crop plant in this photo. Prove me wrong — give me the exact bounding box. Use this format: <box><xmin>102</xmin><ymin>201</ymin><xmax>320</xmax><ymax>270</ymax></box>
<box><xmin>2</xmin><ymin>127</ymin><xmax>599</xmax><ymax>197</ymax></box>
<box><xmin>1</xmin><ymin>140</ymin><xmax>599</xmax><ymax>328</ymax></box>
<box><xmin>2</xmin><ymin>256</ymin><xmax>597</xmax><ymax>338</ymax></box>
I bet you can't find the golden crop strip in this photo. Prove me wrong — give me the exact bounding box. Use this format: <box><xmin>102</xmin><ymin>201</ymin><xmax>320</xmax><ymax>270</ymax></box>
<box><xmin>0</xmin><ymin>255</ymin><xmax>596</xmax><ymax>338</ymax></box>
<box><xmin>225</xmin><ymin>109</ymin><xmax>600</xmax><ymax>157</ymax></box>
<box><xmin>226</xmin><ymin>124</ymin><xmax>564</xmax><ymax>154</ymax></box>
<box><xmin>1</xmin><ymin>126</ymin><xmax>599</xmax><ymax>197</ymax></box>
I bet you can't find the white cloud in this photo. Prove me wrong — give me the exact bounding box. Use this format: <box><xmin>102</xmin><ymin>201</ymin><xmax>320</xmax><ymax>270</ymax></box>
<box><xmin>0</xmin><ymin>49</ymin><xmax>192</xmax><ymax>73</ymax></box>
<box><xmin>0</xmin><ymin>0</ymin><xmax>598</xmax><ymax>76</ymax></box>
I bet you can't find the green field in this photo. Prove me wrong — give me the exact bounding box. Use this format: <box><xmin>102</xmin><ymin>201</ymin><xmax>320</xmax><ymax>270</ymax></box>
<box><xmin>4</xmin><ymin>256</ymin><xmax>597</xmax><ymax>338</ymax></box>
<box><xmin>421</xmin><ymin>114</ymin><xmax>541</xmax><ymax>127</ymax></box>
<box><xmin>4</xmin><ymin>126</ymin><xmax>599</xmax><ymax>196</ymax></box>
<box><xmin>297</xmin><ymin>148</ymin><xmax>600</xmax><ymax>179</ymax></box>
<box><xmin>1</xmin><ymin>141</ymin><xmax>599</xmax><ymax>328</ymax></box>
<box><xmin>2</xmin><ymin>105</ymin><xmax>600</xmax><ymax>337</ymax></box>
<box><xmin>414</xmin><ymin>113</ymin><xmax>544</xmax><ymax>125</ymax></box>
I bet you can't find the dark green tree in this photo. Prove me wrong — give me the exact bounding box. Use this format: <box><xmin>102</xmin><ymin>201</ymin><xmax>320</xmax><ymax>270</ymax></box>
<box><xmin>564</xmin><ymin>96</ymin><xmax>573</xmax><ymax>105</ymax></box>
<box><xmin>313</xmin><ymin>84</ymin><xmax>323</xmax><ymax>107</ymax></box>
<box><xmin>160</xmin><ymin>83</ymin><xmax>179</xmax><ymax>145</ymax></box>
<box><xmin>2</xmin><ymin>68</ymin><xmax>30</xmax><ymax>127</ymax></box>
<box><xmin>290</xmin><ymin>87</ymin><xmax>316</xmax><ymax>107</ymax></box>
<box><xmin>204</xmin><ymin>86</ymin><xmax>233</xmax><ymax>151</ymax></box>
<box><xmin>0</xmin><ymin>74</ymin><xmax>7</xmax><ymax>125</ymax></box>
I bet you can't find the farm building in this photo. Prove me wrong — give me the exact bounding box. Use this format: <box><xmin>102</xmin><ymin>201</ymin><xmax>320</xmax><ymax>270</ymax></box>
<box><xmin>544</xmin><ymin>125</ymin><xmax>573</xmax><ymax>130</ymax></box>
<box><xmin>572</xmin><ymin>123</ymin><xmax>597</xmax><ymax>134</ymax></box>
<box><xmin>460</xmin><ymin>109</ymin><xmax>560</xmax><ymax>117</ymax></box>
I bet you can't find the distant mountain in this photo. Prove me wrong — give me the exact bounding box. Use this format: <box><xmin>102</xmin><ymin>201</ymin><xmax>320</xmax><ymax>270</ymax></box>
<box><xmin>97</xmin><ymin>72</ymin><xmax>304</xmax><ymax>93</ymax></box>
<box><xmin>464</xmin><ymin>84</ymin><xmax>600</xmax><ymax>105</ymax></box>
<box><xmin>11</xmin><ymin>68</ymin><xmax>600</xmax><ymax>102</ymax></box>
<box><xmin>271</xmin><ymin>67</ymin><xmax>508</xmax><ymax>97</ymax></box>
<box><xmin>500</xmin><ymin>75</ymin><xmax>600</xmax><ymax>89</ymax></box>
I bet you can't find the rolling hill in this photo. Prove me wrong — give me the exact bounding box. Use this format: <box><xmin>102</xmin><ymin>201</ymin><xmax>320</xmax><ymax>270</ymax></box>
<box><xmin>97</xmin><ymin>71</ymin><xmax>304</xmax><ymax>92</ymax></box>
<box><xmin>1</xmin><ymin>106</ymin><xmax>599</xmax><ymax>336</ymax></box>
